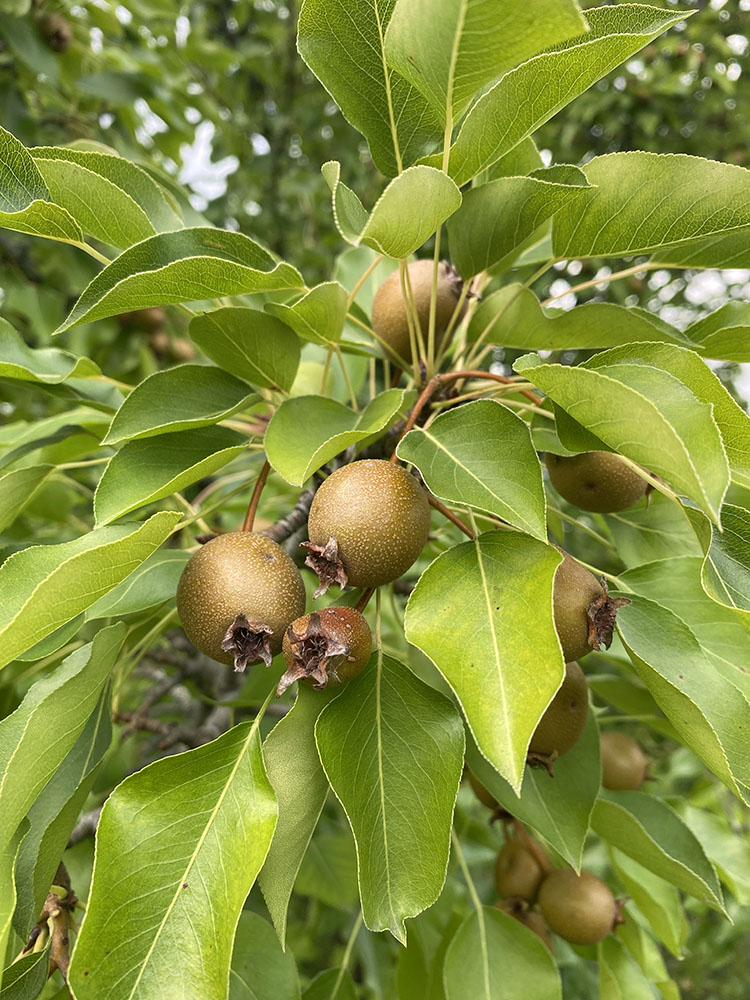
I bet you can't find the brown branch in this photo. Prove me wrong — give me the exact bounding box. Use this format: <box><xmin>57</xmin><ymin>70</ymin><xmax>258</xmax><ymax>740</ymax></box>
<box><xmin>428</xmin><ymin>495</ymin><xmax>474</xmax><ymax>539</ymax></box>
<box><xmin>355</xmin><ymin>587</ymin><xmax>376</xmax><ymax>613</ymax></box>
<box><xmin>261</xmin><ymin>484</ymin><xmax>317</xmax><ymax>543</ymax></box>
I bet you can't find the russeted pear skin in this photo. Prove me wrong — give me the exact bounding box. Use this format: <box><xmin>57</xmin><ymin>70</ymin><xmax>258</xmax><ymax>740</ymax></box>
<box><xmin>467</xmin><ymin>770</ymin><xmax>498</xmax><ymax>810</ymax></box>
<box><xmin>176</xmin><ymin>531</ymin><xmax>306</xmax><ymax>665</ymax></box>
<box><xmin>529</xmin><ymin>662</ymin><xmax>589</xmax><ymax>757</ymax></box>
<box><xmin>494</xmin><ymin>839</ymin><xmax>545</xmax><ymax>902</ymax></box>
<box><xmin>538</xmin><ymin>869</ymin><xmax>616</xmax><ymax>946</ymax></box>
<box><xmin>282</xmin><ymin>606</ymin><xmax>372</xmax><ymax>685</ymax></box>
<box><xmin>307</xmin><ymin>460</ymin><xmax>431</xmax><ymax>588</ymax></box>
<box><xmin>600</xmin><ymin>731</ymin><xmax>649</xmax><ymax>790</ymax></box>
<box><xmin>553</xmin><ymin>552</ymin><xmax>604</xmax><ymax>661</ymax></box>
<box><xmin>371</xmin><ymin>259</ymin><xmax>462</xmax><ymax>363</ymax></box>
<box><xmin>546</xmin><ymin>451</ymin><xmax>648</xmax><ymax>513</ymax></box>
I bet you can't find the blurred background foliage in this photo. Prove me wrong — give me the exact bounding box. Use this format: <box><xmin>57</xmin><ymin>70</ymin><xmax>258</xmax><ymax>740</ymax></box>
<box><xmin>1</xmin><ymin>2</ymin><xmax>749</xmax><ymax>996</ymax></box>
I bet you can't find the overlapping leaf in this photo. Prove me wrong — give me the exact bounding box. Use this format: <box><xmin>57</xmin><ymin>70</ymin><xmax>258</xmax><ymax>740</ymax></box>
<box><xmin>598</xmin><ymin>937</ymin><xmax>655</xmax><ymax>1000</ymax></box>
<box><xmin>685</xmin><ymin>302</ymin><xmax>750</xmax><ymax>362</ymax></box>
<box><xmin>85</xmin><ymin>548</ymin><xmax>190</xmax><ymax>619</ymax></box>
<box><xmin>515</xmin><ymin>351</ymin><xmax>729</xmax><ymax>526</ymax></box>
<box><xmin>95</xmin><ymin>425</ymin><xmax>247</xmax><ymax>524</ymax></box>
<box><xmin>55</xmin><ymin>228</ymin><xmax>303</xmax><ymax>333</ymax></box>
<box><xmin>68</xmin><ymin>719</ymin><xmax>278</xmax><ymax>1000</ymax></box>
<box><xmin>229</xmin><ymin>911</ymin><xmax>300</xmax><ymax>1000</ymax></box>
<box><xmin>0</xmin><ymin>317</ymin><xmax>99</xmax><ymax>382</ymax></box>
<box><xmin>0</xmin><ymin>625</ymin><xmax>125</xmax><ymax>966</ymax></box>
<box><xmin>188</xmin><ymin>307</ymin><xmax>300</xmax><ymax>390</ymax></box>
<box><xmin>323</xmin><ymin>162</ymin><xmax>461</xmax><ymax>259</ymax></box>
<box><xmin>0</xmin><ymin>510</ymin><xmax>180</xmax><ymax>668</ymax></box>
<box><xmin>443</xmin><ymin>907</ymin><xmax>561</xmax><ymax>1000</ymax></box>
<box><xmin>384</xmin><ymin>0</ymin><xmax>584</xmax><ymax>122</ymax></box>
<box><xmin>447</xmin><ymin>167</ymin><xmax>590</xmax><ymax>278</ymax></box>
<box><xmin>701</xmin><ymin>504</ymin><xmax>750</xmax><ymax>616</ymax></box>
<box><xmin>553</xmin><ymin>152</ymin><xmax>750</xmax><ymax>259</ymax></box>
<box><xmin>102</xmin><ymin>365</ymin><xmax>258</xmax><ymax>445</ymax></box>
<box><xmin>422</xmin><ymin>5</ymin><xmax>689</xmax><ymax>184</ymax></box>
<box><xmin>266</xmin><ymin>388</ymin><xmax>411</xmax><ymax>486</ymax></box>
<box><xmin>0</xmin><ymin>465</ymin><xmax>54</xmax><ymax>531</ymax></box>
<box><xmin>405</xmin><ymin>532</ymin><xmax>563</xmax><ymax>791</ymax></box>
<box><xmin>609</xmin><ymin>849</ymin><xmax>683</xmax><ymax>957</ymax></box>
<box><xmin>616</xmin><ymin>595</ymin><xmax>750</xmax><ymax>804</ymax></box>
<box><xmin>465</xmin><ymin>711</ymin><xmax>600</xmax><ymax>870</ymax></box>
<box><xmin>315</xmin><ymin>653</ymin><xmax>464</xmax><ymax>942</ymax></box>
<box><xmin>266</xmin><ymin>282</ymin><xmax>348</xmax><ymax>346</ymax></box>
<box><xmin>297</xmin><ymin>0</ymin><xmax>443</xmax><ymax>176</ymax></box>
<box><xmin>592</xmin><ymin>790</ymin><xmax>725</xmax><ymax>909</ymax></box>
<box><xmin>396</xmin><ymin>399</ymin><xmax>547</xmax><ymax>540</ymax></box>
<box><xmin>468</xmin><ymin>285</ymin><xmax>687</xmax><ymax>350</ymax></box>
<box><xmin>259</xmin><ymin>685</ymin><xmax>334</xmax><ymax>946</ymax></box>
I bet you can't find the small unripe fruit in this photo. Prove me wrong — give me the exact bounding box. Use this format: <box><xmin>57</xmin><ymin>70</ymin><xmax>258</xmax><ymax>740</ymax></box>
<box><xmin>553</xmin><ymin>551</ymin><xmax>630</xmax><ymax>662</ymax></box>
<box><xmin>371</xmin><ymin>259</ymin><xmax>463</xmax><ymax>364</ymax></box>
<box><xmin>303</xmin><ymin>460</ymin><xmax>431</xmax><ymax>595</ymax></box>
<box><xmin>538</xmin><ymin>869</ymin><xmax>617</xmax><ymax>946</ymax></box>
<box><xmin>177</xmin><ymin>531</ymin><xmax>306</xmax><ymax>671</ymax></box>
<box><xmin>494</xmin><ymin>838</ymin><xmax>545</xmax><ymax>902</ymax></box>
<box><xmin>38</xmin><ymin>12</ymin><xmax>73</xmax><ymax>52</ymax></box>
<box><xmin>546</xmin><ymin>451</ymin><xmax>649</xmax><ymax>513</ymax></box>
<box><xmin>117</xmin><ymin>307</ymin><xmax>167</xmax><ymax>332</ymax></box>
<box><xmin>529</xmin><ymin>662</ymin><xmax>588</xmax><ymax>761</ymax></box>
<box><xmin>278</xmin><ymin>606</ymin><xmax>372</xmax><ymax>695</ymax></box>
<box><xmin>467</xmin><ymin>770</ymin><xmax>498</xmax><ymax>810</ymax></box>
<box><xmin>600</xmin><ymin>731</ymin><xmax>649</xmax><ymax>790</ymax></box>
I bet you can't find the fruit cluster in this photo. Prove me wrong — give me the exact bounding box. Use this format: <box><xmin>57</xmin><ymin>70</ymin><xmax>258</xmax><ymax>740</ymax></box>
<box><xmin>469</xmin><ymin>729</ymin><xmax>649</xmax><ymax>948</ymax></box>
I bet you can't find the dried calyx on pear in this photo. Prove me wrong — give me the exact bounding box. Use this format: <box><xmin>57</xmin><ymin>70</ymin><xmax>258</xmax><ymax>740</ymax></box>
<box><xmin>553</xmin><ymin>550</ymin><xmax>630</xmax><ymax>661</ymax></box>
<box><xmin>176</xmin><ymin>531</ymin><xmax>306</xmax><ymax>671</ymax></box>
<box><xmin>277</xmin><ymin>606</ymin><xmax>372</xmax><ymax>696</ymax></box>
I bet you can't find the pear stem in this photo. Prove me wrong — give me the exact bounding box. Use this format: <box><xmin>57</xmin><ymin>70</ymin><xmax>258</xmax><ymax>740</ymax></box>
<box><xmin>243</xmin><ymin>459</ymin><xmax>271</xmax><ymax>532</ymax></box>
<box><xmin>428</xmin><ymin>495</ymin><xmax>474</xmax><ymax>539</ymax></box>
<box><xmin>513</xmin><ymin>820</ymin><xmax>552</xmax><ymax>875</ymax></box>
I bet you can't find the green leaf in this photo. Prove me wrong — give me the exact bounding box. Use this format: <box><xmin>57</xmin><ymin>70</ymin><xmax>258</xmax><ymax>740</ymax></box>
<box><xmin>55</xmin><ymin>228</ymin><xmax>303</xmax><ymax>333</ymax></box>
<box><xmin>32</xmin><ymin>145</ymin><xmax>182</xmax><ymax>234</ymax></box>
<box><xmin>315</xmin><ymin>653</ymin><xmax>464</xmax><ymax>943</ymax></box>
<box><xmin>294</xmin><ymin>833</ymin><xmax>359</xmax><ymax>909</ymax></box>
<box><xmin>384</xmin><ymin>0</ymin><xmax>585</xmax><ymax>123</ymax></box>
<box><xmin>396</xmin><ymin>399</ymin><xmax>547</xmax><ymax>540</ymax></box>
<box><xmin>68</xmin><ymin>719</ymin><xmax>278</xmax><ymax>1000</ymax></box>
<box><xmin>0</xmin><ymin>317</ymin><xmax>99</xmax><ymax>382</ymax></box>
<box><xmin>13</xmin><ymin>691</ymin><xmax>112</xmax><ymax>936</ymax></box>
<box><xmin>85</xmin><ymin>549</ymin><xmax>190</xmax><ymax>619</ymax></box>
<box><xmin>685</xmin><ymin>302</ymin><xmax>750</xmax><ymax>362</ymax></box>
<box><xmin>259</xmin><ymin>684</ymin><xmax>334</xmax><ymax>947</ymax></box>
<box><xmin>405</xmin><ymin>532</ymin><xmax>563</xmax><ymax>792</ymax></box>
<box><xmin>680</xmin><ymin>804</ymin><xmax>750</xmax><ymax>906</ymax></box>
<box><xmin>0</xmin><ymin>465</ymin><xmax>54</xmax><ymax>531</ymax></box>
<box><xmin>297</xmin><ymin>0</ymin><xmax>442</xmax><ymax>177</ymax></box>
<box><xmin>424</xmin><ymin>5</ymin><xmax>689</xmax><ymax>184</ymax></box>
<box><xmin>265</xmin><ymin>388</ymin><xmax>411</xmax><ymax>487</ymax></box>
<box><xmin>0</xmin><ymin>945</ymin><xmax>50</xmax><ymax>1000</ymax></box>
<box><xmin>553</xmin><ymin>152</ymin><xmax>750</xmax><ymax>259</ymax></box>
<box><xmin>598</xmin><ymin>937</ymin><xmax>654</xmax><ymax>1000</ymax></box>
<box><xmin>94</xmin><ymin>425</ymin><xmax>247</xmax><ymax>524</ymax></box>
<box><xmin>468</xmin><ymin>285</ymin><xmax>687</xmax><ymax>350</ymax></box>
<box><xmin>303</xmin><ymin>969</ymin><xmax>357</xmax><ymax>1000</ymax></box>
<box><xmin>188</xmin><ymin>307</ymin><xmax>300</xmax><ymax>390</ymax></box>
<box><xmin>616</xmin><ymin>594</ymin><xmax>750</xmax><ymax>803</ymax></box>
<box><xmin>443</xmin><ymin>906</ymin><xmax>561</xmax><ymax>1000</ymax></box>
<box><xmin>266</xmin><ymin>282</ymin><xmax>348</xmax><ymax>346</ymax></box>
<box><xmin>447</xmin><ymin>167</ymin><xmax>591</xmax><ymax>278</ymax></box>
<box><xmin>464</xmin><ymin>710</ymin><xmax>600</xmax><ymax>870</ymax></box>
<box><xmin>0</xmin><ymin>826</ymin><xmax>26</xmax><ymax>991</ymax></box>
<box><xmin>515</xmin><ymin>352</ymin><xmax>729</xmax><ymax>526</ymax></box>
<box><xmin>0</xmin><ymin>125</ymin><xmax>83</xmax><ymax>245</ymax></box>
<box><xmin>0</xmin><ymin>510</ymin><xmax>181</xmax><ymax>669</ymax></box>
<box><xmin>701</xmin><ymin>504</ymin><xmax>750</xmax><ymax>617</ymax></box>
<box><xmin>620</xmin><ymin>556</ymin><xmax>750</xmax><ymax>698</ymax></box>
<box><xmin>32</xmin><ymin>151</ymin><xmax>156</xmax><ymax>249</ymax></box>
<box><xmin>229</xmin><ymin>911</ymin><xmax>300</xmax><ymax>1000</ymax></box>
<box><xmin>592</xmin><ymin>790</ymin><xmax>725</xmax><ymax>910</ymax></box>
<box><xmin>604</xmin><ymin>495</ymin><xmax>702</xmax><ymax>569</ymax></box>
<box><xmin>102</xmin><ymin>365</ymin><xmax>258</xmax><ymax>445</ymax></box>
<box><xmin>323</xmin><ymin>162</ymin><xmax>461</xmax><ymax>259</ymax></box>
<box><xmin>0</xmin><ymin>625</ymin><xmax>125</xmax><ymax>959</ymax></box>
<box><xmin>609</xmin><ymin>848</ymin><xmax>683</xmax><ymax>958</ymax></box>
<box><xmin>587</xmin><ymin>342</ymin><xmax>750</xmax><ymax>490</ymax></box>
